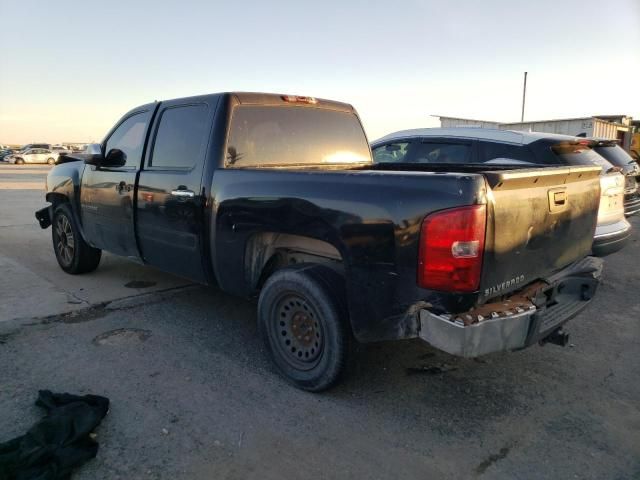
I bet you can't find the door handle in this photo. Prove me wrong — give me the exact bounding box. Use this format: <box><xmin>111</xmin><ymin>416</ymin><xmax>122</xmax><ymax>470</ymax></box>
<box><xmin>170</xmin><ymin>189</ymin><xmax>195</xmax><ymax>198</ymax></box>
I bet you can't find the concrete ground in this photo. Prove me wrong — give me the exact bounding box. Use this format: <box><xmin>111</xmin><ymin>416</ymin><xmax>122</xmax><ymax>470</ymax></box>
<box><xmin>1</xmin><ymin>163</ymin><xmax>639</xmax><ymax>479</ymax></box>
<box><xmin>0</xmin><ymin>164</ymin><xmax>190</xmax><ymax>322</ymax></box>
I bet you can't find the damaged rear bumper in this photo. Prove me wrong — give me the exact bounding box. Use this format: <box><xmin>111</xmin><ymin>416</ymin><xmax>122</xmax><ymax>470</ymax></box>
<box><xmin>418</xmin><ymin>257</ymin><xmax>603</xmax><ymax>358</ymax></box>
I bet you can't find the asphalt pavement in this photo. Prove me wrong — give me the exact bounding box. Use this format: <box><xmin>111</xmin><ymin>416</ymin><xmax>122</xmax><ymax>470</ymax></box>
<box><xmin>1</xmin><ymin>163</ymin><xmax>639</xmax><ymax>479</ymax></box>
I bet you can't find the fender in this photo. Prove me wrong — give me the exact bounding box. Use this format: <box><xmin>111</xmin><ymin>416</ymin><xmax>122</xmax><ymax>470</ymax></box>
<box><xmin>36</xmin><ymin>160</ymin><xmax>91</xmax><ymax>244</ymax></box>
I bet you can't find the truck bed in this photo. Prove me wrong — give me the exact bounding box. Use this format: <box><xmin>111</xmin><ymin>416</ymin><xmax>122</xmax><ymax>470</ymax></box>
<box><xmin>210</xmin><ymin>163</ymin><xmax>601</xmax><ymax>342</ymax></box>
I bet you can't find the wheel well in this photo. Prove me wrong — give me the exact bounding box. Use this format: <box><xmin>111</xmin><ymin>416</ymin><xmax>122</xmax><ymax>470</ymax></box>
<box><xmin>46</xmin><ymin>192</ymin><xmax>70</xmax><ymax>208</ymax></box>
<box><xmin>245</xmin><ymin>232</ymin><xmax>343</xmax><ymax>291</ymax></box>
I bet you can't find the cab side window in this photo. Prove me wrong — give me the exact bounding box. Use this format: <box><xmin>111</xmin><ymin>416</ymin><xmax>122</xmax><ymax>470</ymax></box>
<box><xmin>149</xmin><ymin>104</ymin><xmax>209</xmax><ymax>169</ymax></box>
<box><xmin>104</xmin><ymin>112</ymin><xmax>149</xmax><ymax>168</ymax></box>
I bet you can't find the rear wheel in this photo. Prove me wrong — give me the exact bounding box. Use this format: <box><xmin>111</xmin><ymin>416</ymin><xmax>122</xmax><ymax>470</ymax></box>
<box><xmin>47</xmin><ymin>157</ymin><xmax>55</xmax><ymax>165</ymax></box>
<box><xmin>52</xmin><ymin>204</ymin><xmax>101</xmax><ymax>274</ymax></box>
<box><xmin>258</xmin><ymin>265</ymin><xmax>350</xmax><ymax>391</ymax></box>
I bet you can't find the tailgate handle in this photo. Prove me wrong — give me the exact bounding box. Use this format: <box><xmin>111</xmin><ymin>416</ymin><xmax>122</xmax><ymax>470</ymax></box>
<box><xmin>548</xmin><ymin>188</ymin><xmax>568</xmax><ymax>213</ymax></box>
<box><xmin>553</xmin><ymin>191</ymin><xmax>566</xmax><ymax>205</ymax></box>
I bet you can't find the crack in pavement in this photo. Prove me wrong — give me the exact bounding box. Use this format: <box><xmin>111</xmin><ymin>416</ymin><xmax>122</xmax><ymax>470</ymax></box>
<box><xmin>475</xmin><ymin>445</ymin><xmax>513</xmax><ymax>475</ymax></box>
<box><xmin>0</xmin><ymin>284</ymin><xmax>200</xmax><ymax>331</ymax></box>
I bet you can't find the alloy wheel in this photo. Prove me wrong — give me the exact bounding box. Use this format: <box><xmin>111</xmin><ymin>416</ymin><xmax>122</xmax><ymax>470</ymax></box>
<box><xmin>55</xmin><ymin>214</ymin><xmax>75</xmax><ymax>266</ymax></box>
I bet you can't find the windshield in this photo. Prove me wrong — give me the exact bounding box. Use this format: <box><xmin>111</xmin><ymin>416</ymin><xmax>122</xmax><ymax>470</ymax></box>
<box><xmin>595</xmin><ymin>145</ymin><xmax>636</xmax><ymax>167</ymax></box>
<box><xmin>226</xmin><ymin>105</ymin><xmax>371</xmax><ymax>168</ymax></box>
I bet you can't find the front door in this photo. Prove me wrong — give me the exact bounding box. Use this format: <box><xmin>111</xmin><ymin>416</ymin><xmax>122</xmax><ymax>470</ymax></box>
<box><xmin>25</xmin><ymin>149</ymin><xmax>41</xmax><ymax>163</ymax></box>
<box><xmin>80</xmin><ymin>105</ymin><xmax>157</xmax><ymax>258</ymax></box>
<box><xmin>136</xmin><ymin>96</ymin><xmax>216</xmax><ymax>282</ymax></box>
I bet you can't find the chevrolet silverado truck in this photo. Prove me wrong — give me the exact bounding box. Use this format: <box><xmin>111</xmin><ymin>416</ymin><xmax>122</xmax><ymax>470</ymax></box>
<box><xmin>36</xmin><ymin>92</ymin><xmax>603</xmax><ymax>391</ymax></box>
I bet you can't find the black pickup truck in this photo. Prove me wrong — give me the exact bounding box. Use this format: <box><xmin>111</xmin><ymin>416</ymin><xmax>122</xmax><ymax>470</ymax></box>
<box><xmin>36</xmin><ymin>92</ymin><xmax>603</xmax><ymax>391</ymax></box>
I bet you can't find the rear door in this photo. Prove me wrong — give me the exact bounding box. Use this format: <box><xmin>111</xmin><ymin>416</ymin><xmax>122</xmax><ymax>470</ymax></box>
<box><xmin>479</xmin><ymin>165</ymin><xmax>602</xmax><ymax>300</ymax></box>
<box><xmin>136</xmin><ymin>96</ymin><xmax>216</xmax><ymax>282</ymax></box>
<box><xmin>80</xmin><ymin>105</ymin><xmax>157</xmax><ymax>258</ymax></box>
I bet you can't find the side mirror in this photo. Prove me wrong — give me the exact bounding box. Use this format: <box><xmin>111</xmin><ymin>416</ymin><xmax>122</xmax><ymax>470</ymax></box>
<box><xmin>84</xmin><ymin>143</ymin><xmax>104</xmax><ymax>166</ymax></box>
<box><xmin>104</xmin><ymin>148</ymin><xmax>126</xmax><ymax>167</ymax></box>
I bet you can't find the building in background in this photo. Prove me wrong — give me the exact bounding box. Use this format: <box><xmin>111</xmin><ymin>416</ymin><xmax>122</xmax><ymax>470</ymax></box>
<box><xmin>437</xmin><ymin>115</ymin><xmax>637</xmax><ymax>152</ymax></box>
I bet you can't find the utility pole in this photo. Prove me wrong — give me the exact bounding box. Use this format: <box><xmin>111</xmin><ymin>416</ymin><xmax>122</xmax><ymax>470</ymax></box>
<box><xmin>521</xmin><ymin>71</ymin><xmax>528</xmax><ymax>122</ymax></box>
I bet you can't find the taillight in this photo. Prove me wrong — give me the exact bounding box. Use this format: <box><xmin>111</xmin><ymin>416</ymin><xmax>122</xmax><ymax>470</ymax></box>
<box><xmin>281</xmin><ymin>95</ymin><xmax>318</xmax><ymax>105</ymax></box>
<box><xmin>418</xmin><ymin>205</ymin><xmax>486</xmax><ymax>292</ymax></box>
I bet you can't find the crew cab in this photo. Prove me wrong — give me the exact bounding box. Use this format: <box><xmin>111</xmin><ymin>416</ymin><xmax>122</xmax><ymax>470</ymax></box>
<box><xmin>36</xmin><ymin>93</ymin><xmax>603</xmax><ymax>391</ymax></box>
<box><xmin>372</xmin><ymin>128</ymin><xmax>631</xmax><ymax>256</ymax></box>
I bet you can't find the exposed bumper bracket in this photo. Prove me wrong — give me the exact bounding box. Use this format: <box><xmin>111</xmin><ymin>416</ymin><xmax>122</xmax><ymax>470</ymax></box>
<box><xmin>418</xmin><ymin>257</ymin><xmax>603</xmax><ymax>358</ymax></box>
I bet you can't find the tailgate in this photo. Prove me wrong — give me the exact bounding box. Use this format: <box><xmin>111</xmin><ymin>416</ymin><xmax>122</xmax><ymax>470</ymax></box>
<box><xmin>479</xmin><ymin>165</ymin><xmax>601</xmax><ymax>301</ymax></box>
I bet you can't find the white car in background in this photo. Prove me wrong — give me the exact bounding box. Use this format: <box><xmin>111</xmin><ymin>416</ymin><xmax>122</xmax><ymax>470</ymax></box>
<box><xmin>51</xmin><ymin>145</ymin><xmax>72</xmax><ymax>154</ymax></box>
<box><xmin>6</xmin><ymin>148</ymin><xmax>58</xmax><ymax>165</ymax></box>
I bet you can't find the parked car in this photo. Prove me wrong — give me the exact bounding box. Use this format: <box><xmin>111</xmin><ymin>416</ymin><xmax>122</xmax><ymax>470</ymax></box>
<box><xmin>7</xmin><ymin>148</ymin><xmax>58</xmax><ymax>165</ymax></box>
<box><xmin>372</xmin><ymin>128</ymin><xmax>631</xmax><ymax>257</ymax></box>
<box><xmin>51</xmin><ymin>146</ymin><xmax>71</xmax><ymax>154</ymax></box>
<box><xmin>0</xmin><ymin>148</ymin><xmax>14</xmax><ymax>161</ymax></box>
<box><xmin>19</xmin><ymin>143</ymin><xmax>51</xmax><ymax>151</ymax></box>
<box><xmin>589</xmin><ymin>139</ymin><xmax>640</xmax><ymax>216</ymax></box>
<box><xmin>36</xmin><ymin>92</ymin><xmax>603</xmax><ymax>391</ymax></box>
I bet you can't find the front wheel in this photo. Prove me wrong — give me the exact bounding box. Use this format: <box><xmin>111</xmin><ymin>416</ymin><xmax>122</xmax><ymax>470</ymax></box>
<box><xmin>15</xmin><ymin>158</ymin><xmax>24</xmax><ymax>165</ymax></box>
<box><xmin>258</xmin><ymin>265</ymin><xmax>350</xmax><ymax>392</ymax></box>
<box><xmin>52</xmin><ymin>204</ymin><xmax>102</xmax><ymax>274</ymax></box>
<box><xmin>47</xmin><ymin>157</ymin><xmax>55</xmax><ymax>165</ymax></box>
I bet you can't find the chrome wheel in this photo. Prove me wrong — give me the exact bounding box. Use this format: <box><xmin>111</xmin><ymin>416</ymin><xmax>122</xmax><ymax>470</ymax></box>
<box><xmin>55</xmin><ymin>214</ymin><xmax>75</xmax><ymax>266</ymax></box>
<box><xmin>270</xmin><ymin>293</ymin><xmax>324</xmax><ymax>371</ymax></box>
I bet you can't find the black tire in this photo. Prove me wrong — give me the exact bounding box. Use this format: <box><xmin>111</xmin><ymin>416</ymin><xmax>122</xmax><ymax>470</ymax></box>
<box><xmin>15</xmin><ymin>158</ymin><xmax>24</xmax><ymax>165</ymax></box>
<box><xmin>258</xmin><ymin>264</ymin><xmax>350</xmax><ymax>392</ymax></box>
<box><xmin>52</xmin><ymin>203</ymin><xmax>102</xmax><ymax>274</ymax></box>
<box><xmin>47</xmin><ymin>157</ymin><xmax>55</xmax><ymax>165</ymax></box>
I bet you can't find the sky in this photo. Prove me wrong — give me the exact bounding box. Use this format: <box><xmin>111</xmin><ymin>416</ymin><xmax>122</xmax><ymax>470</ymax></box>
<box><xmin>0</xmin><ymin>0</ymin><xmax>639</xmax><ymax>144</ymax></box>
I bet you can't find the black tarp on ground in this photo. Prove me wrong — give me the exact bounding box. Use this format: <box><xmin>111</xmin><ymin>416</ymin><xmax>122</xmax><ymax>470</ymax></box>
<box><xmin>0</xmin><ymin>390</ymin><xmax>109</xmax><ymax>480</ymax></box>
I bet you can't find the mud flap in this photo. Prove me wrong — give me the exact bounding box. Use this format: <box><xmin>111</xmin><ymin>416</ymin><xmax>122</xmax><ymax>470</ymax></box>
<box><xmin>35</xmin><ymin>206</ymin><xmax>52</xmax><ymax>229</ymax></box>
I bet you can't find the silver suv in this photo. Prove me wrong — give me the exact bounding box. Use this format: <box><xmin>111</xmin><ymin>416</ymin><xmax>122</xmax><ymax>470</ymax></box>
<box><xmin>371</xmin><ymin>128</ymin><xmax>631</xmax><ymax>256</ymax></box>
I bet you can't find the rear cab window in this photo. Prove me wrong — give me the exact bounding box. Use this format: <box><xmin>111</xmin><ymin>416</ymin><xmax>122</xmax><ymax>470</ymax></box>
<box><xmin>225</xmin><ymin>105</ymin><xmax>371</xmax><ymax>168</ymax></box>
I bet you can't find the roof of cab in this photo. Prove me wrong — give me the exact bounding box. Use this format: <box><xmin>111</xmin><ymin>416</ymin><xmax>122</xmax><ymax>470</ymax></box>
<box><xmin>372</xmin><ymin>127</ymin><xmax>582</xmax><ymax>146</ymax></box>
<box><xmin>147</xmin><ymin>92</ymin><xmax>354</xmax><ymax>113</ymax></box>
<box><xmin>231</xmin><ymin>92</ymin><xmax>355</xmax><ymax>113</ymax></box>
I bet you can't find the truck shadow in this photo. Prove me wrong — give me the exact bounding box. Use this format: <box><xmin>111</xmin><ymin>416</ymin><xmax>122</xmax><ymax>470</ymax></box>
<box><xmin>171</xmin><ymin>285</ymin><xmax>533</xmax><ymax>436</ymax></box>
